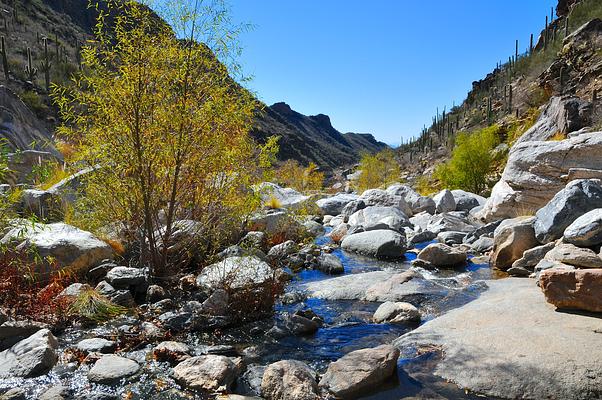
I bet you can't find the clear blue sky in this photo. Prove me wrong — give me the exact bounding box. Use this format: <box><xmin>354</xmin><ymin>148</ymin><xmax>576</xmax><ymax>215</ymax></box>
<box><xmin>225</xmin><ymin>0</ymin><xmax>557</xmax><ymax>145</ymax></box>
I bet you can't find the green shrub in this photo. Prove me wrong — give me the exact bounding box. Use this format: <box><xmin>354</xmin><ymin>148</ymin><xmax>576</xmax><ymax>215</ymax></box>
<box><xmin>355</xmin><ymin>148</ymin><xmax>401</xmax><ymax>192</ymax></box>
<box><xmin>434</xmin><ymin>125</ymin><xmax>501</xmax><ymax>194</ymax></box>
<box><xmin>19</xmin><ymin>90</ymin><xmax>48</xmax><ymax>118</ymax></box>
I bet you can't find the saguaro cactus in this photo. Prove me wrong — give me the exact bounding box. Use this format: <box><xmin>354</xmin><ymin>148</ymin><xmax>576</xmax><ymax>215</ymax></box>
<box><xmin>1</xmin><ymin>37</ymin><xmax>8</xmax><ymax>80</ymax></box>
<box><xmin>24</xmin><ymin>47</ymin><xmax>38</xmax><ymax>82</ymax></box>
<box><xmin>40</xmin><ymin>38</ymin><xmax>52</xmax><ymax>91</ymax></box>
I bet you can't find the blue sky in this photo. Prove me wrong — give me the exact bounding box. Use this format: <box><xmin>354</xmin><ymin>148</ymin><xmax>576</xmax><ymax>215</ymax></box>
<box><xmin>225</xmin><ymin>1</ymin><xmax>557</xmax><ymax>145</ymax></box>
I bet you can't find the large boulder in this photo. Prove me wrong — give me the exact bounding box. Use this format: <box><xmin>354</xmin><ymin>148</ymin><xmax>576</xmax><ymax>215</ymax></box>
<box><xmin>479</xmin><ymin>133</ymin><xmax>602</xmax><ymax>221</ymax></box>
<box><xmin>544</xmin><ymin>243</ymin><xmax>602</xmax><ymax>269</ymax></box>
<box><xmin>348</xmin><ymin>206</ymin><xmax>410</xmax><ymax>232</ymax></box>
<box><xmin>0</xmin><ymin>329</ymin><xmax>58</xmax><ymax>378</ymax></box>
<box><xmin>563</xmin><ymin>208</ymin><xmax>602</xmax><ymax>247</ymax></box>
<box><xmin>534</xmin><ymin>179</ymin><xmax>602</xmax><ymax>243</ymax></box>
<box><xmin>515</xmin><ymin>96</ymin><xmax>591</xmax><ymax>145</ymax></box>
<box><xmin>433</xmin><ymin>190</ymin><xmax>456</xmax><ymax>213</ymax></box>
<box><xmin>88</xmin><ymin>355</ymin><xmax>140</xmax><ymax>384</ymax></box>
<box><xmin>450</xmin><ymin>190</ymin><xmax>486</xmax><ymax>212</ymax></box>
<box><xmin>261</xmin><ymin>360</ymin><xmax>319</xmax><ymax>400</ymax></box>
<box><xmin>539</xmin><ymin>268</ymin><xmax>602</xmax><ymax>312</ymax></box>
<box><xmin>315</xmin><ymin>193</ymin><xmax>358</xmax><ymax>216</ymax></box>
<box><xmin>173</xmin><ymin>355</ymin><xmax>240</xmax><ymax>392</ymax></box>
<box><xmin>196</xmin><ymin>256</ymin><xmax>274</xmax><ymax>291</ymax></box>
<box><xmin>491</xmin><ymin>217</ymin><xmax>539</xmax><ymax>271</ymax></box>
<box><xmin>426</xmin><ymin>212</ymin><xmax>476</xmax><ymax>234</ymax></box>
<box><xmin>417</xmin><ymin>243</ymin><xmax>467</xmax><ymax>268</ymax></box>
<box><xmin>358</xmin><ymin>189</ymin><xmax>413</xmax><ymax>216</ymax></box>
<box><xmin>319</xmin><ymin>345</ymin><xmax>400</xmax><ymax>398</ymax></box>
<box><xmin>341</xmin><ymin>230</ymin><xmax>407</xmax><ymax>260</ymax></box>
<box><xmin>0</xmin><ymin>222</ymin><xmax>113</xmax><ymax>275</ymax></box>
<box><xmin>386</xmin><ymin>184</ymin><xmax>435</xmax><ymax>214</ymax></box>
<box><xmin>256</xmin><ymin>182</ymin><xmax>310</xmax><ymax>209</ymax></box>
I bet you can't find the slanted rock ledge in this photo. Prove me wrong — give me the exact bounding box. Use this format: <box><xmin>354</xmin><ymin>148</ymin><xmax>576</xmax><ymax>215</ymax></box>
<box><xmin>394</xmin><ymin>278</ymin><xmax>602</xmax><ymax>400</ymax></box>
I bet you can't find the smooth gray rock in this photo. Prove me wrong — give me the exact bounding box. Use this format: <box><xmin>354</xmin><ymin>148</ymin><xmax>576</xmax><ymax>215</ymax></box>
<box><xmin>534</xmin><ymin>179</ymin><xmax>602</xmax><ymax>243</ymax></box>
<box><xmin>436</xmin><ymin>231</ymin><xmax>467</xmax><ymax>245</ymax></box>
<box><xmin>38</xmin><ymin>385</ymin><xmax>69</xmax><ymax>400</ymax></box>
<box><xmin>358</xmin><ymin>189</ymin><xmax>413</xmax><ymax>216</ymax></box>
<box><xmin>373</xmin><ymin>301</ymin><xmax>420</xmax><ymax>324</ymax></box>
<box><xmin>395</xmin><ymin>278</ymin><xmax>602</xmax><ymax>400</ymax></box>
<box><xmin>348</xmin><ymin>206</ymin><xmax>410</xmax><ymax>232</ymax></box>
<box><xmin>261</xmin><ymin>360</ymin><xmax>319</xmax><ymax>400</ymax></box>
<box><xmin>341</xmin><ymin>230</ymin><xmax>407</xmax><ymax>259</ymax></box>
<box><xmin>317</xmin><ymin>253</ymin><xmax>344</xmax><ymax>275</ymax></box>
<box><xmin>0</xmin><ymin>320</ymin><xmax>48</xmax><ymax>350</ymax></box>
<box><xmin>417</xmin><ymin>243</ymin><xmax>467</xmax><ymax>267</ymax></box>
<box><xmin>408</xmin><ymin>230</ymin><xmax>436</xmax><ymax>246</ymax></box>
<box><xmin>153</xmin><ymin>341</ymin><xmax>191</xmax><ymax>363</ymax></box>
<box><xmin>76</xmin><ymin>338</ymin><xmax>116</xmax><ymax>354</ymax></box>
<box><xmin>105</xmin><ymin>266</ymin><xmax>147</xmax><ymax>289</ymax></box>
<box><xmin>95</xmin><ymin>281</ymin><xmax>135</xmax><ymax>307</ymax></box>
<box><xmin>426</xmin><ymin>213</ymin><xmax>476</xmax><ymax>234</ymax></box>
<box><xmin>563</xmin><ymin>208</ymin><xmax>602</xmax><ymax>247</ymax></box>
<box><xmin>319</xmin><ymin>345</ymin><xmax>400</xmax><ymax>398</ymax></box>
<box><xmin>451</xmin><ymin>190</ymin><xmax>486</xmax><ymax>212</ymax></box>
<box><xmin>88</xmin><ymin>355</ymin><xmax>140</xmax><ymax>384</ymax></box>
<box><xmin>544</xmin><ymin>243</ymin><xmax>602</xmax><ymax>268</ymax></box>
<box><xmin>386</xmin><ymin>184</ymin><xmax>436</xmax><ymax>214</ymax></box>
<box><xmin>316</xmin><ymin>193</ymin><xmax>359</xmax><ymax>216</ymax></box>
<box><xmin>256</xmin><ymin>182</ymin><xmax>309</xmax><ymax>209</ymax></box>
<box><xmin>511</xmin><ymin>243</ymin><xmax>555</xmax><ymax>271</ymax></box>
<box><xmin>471</xmin><ymin>237</ymin><xmax>494</xmax><ymax>253</ymax></box>
<box><xmin>0</xmin><ymin>329</ymin><xmax>58</xmax><ymax>378</ymax></box>
<box><xmin>173</xmin><ymin>355</ymin><xmax>240</xmax><ymax>392</ymax></box>
<box><xmin>433</xmin><ymin>189</ymin><xmax>456</xmax><ymax>213</ymax></box>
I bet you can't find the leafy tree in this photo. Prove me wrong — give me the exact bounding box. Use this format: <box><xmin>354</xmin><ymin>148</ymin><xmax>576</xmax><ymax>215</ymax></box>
<box><xmin>355</xmin><ymin>148</ymin><xmax>401</xmax><ymax>192</ymax></box>
<box><xmin>434</xmin><ymin>125</ymin><xmax>500</xmax><ymax>194</ymax></box>
<box><xmin>53</xmin><ymin>0</ymin><xmax>276</xmax><ymax>275</ymax></box>
<box><xmin>275</xmin><ymin>160</ymin><xmax>324</xmax><ymax>192</ymax></box>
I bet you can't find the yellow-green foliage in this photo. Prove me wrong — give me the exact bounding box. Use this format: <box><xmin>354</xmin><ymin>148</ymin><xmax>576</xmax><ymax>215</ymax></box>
<box><xmin>505</xmin><ymin>107</ymin><xmax>541</xmax><ymax>145</ymax></box>
<box><xmin>276</xmin><ymin>160</ymin><xmax>324</xmax><ymax>192</ymax></box>
<box><xmin>52</xmin><ymin>0</ymin><xmax>275</xmax><ymax>274</ymax></box>
<box><xmin>355</xmin><ymin>148</ymin><xmax>401</xmax><ymax>192</ymax></box>
<box><xmin>415</xmin><ymin>175</ymin><xmax>440</xmax><ymax>196</ymax></box>
<box><xmin>68</xmin><ymin>289</ymin><xmax>127</xmax><ymax>323</ymax></box>
<box><xmin>265</xmin><ymin>196</ymin><xmax>282</xmax><ymax>210</ymax></box>
<box><xmin>568</xmin><ymin>0</ymin><xmax>602</xmax><ymax>31</ymax></box>
<box><xmin>434</xmin><ymin>125</ymin><xmax>501</xmax><ymax>194</ymax></box>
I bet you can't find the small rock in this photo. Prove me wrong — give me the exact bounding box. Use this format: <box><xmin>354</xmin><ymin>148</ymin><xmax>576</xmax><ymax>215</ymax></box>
<box><xmin>437</xmin><ymin>231</ymin><xmax>467</xmax><ymax>245</ymax></box>
<box><xmin>544</xmin><ymin>243</ymin><xmax>602</xmax><ymax>269</ymax></box>
<box><xmin>433</xmin><ymin>189</ymin><xmax>456</xmax><ymax>213</ymax></box>
<box><xmin>261</xmin><ymin>360</ymin><xmax>319</xmax><ymax>400</ymax></box>
<box><xmin>153</xmin><ymin>341</ymin><xmax>190</xmax><ymax>363</ymax></box>
<box><xmin>105</xmin><ymin>266</ymin><xmax>147</xmax><ymax>290</ymax></box>
<box><xmin>59</xmin><ymin>283</ymin><xmax>92</xmax><ymax>298</ymax></box>
<box><xmin>417</xmin><ymin>243</ymin><xmax>467</xmax><ymax>267</ymax></box>
<box><xmin>146</xmin><ymin>285</ymin><xmax>166</xmax><ymax>303</ymax></box>
<box><xmin>317</xmin><ymin>253</ymin><xmax>344</xmax><ymax>275</ymax></box>
<box><xmin>0</xmin><ymin>329</ymin><xmax>58</xmax><ymax>378</ymax></box>
<box><xmin>88</xmin><ymin>355</ymin><xmax>140</xmax><ymax>384</ymax></box>
<box><xmin>319</xmin><ymin>345</ymin><xmax>400</xmax><ymax>398</ymax></box>
<box><xmin>373</xmin><ymin>301</ymin><xmax>420</xmax><ymax>324</ymax></box>
<box><xmin>76</xmin><ymin>338</ymin><xmax>116</xmax><ymax>354</ymax></box>
<box><xmin>341</xmin><ymin>230</ymin><xmax>407</xmax><ymax>260</ymax></box>
<box><xmin>173</xmin><ymin>355</ymin><xmax>240</xmax><ymax>392</ymax></box>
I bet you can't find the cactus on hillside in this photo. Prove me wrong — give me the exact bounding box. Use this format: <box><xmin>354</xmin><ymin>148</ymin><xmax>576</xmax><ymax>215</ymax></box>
<box><xmin>24</xmin><ymin>47</ymin><xmax>38</xmax><ymax>83</ymax></box>
<box><xmin>40</xmin><ymin>38</ymin><xmax>52</xmax><ymax>91</ymax></box>
<box><xmin>1</xmin><ymin>37</ymin><xmax>8</xmax><ymax>81</ymax></box>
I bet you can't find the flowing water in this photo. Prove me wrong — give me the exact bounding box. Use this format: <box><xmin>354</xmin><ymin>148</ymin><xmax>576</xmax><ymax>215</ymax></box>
<box><xmin>1</xmin><ymin>232</ymin><xmax>500</xmax><ymax>399</ymax></box>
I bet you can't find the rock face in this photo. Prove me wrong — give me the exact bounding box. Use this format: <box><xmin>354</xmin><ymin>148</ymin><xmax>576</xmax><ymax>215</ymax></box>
<box><xmin>417</xmin><ymin>243</ymin><xmax>467</xmax><ymax>267</ymax></box>
<box><xmin>196</xmin><ymin>256</ymin><xmax>274</xmax><ymax>290</ymax></box>
<box><xmin>479</xmin><ymin>133</ymin><xmax>602</xmax><ymax>221</ymax></box>
<box><xmin>341</xmin><ymin>230</ymin><xmax>407</xmax><ymax>259</ymax></box>
<box><xmin>395</xmin><ymin>278</ymin><xmax>602</xmax><ymax>400</ymax></box>
<box><xmin>544</xmin><ymin>243</ymin><xmax>602</xmax><ymax>268</ymax></box>
<box><xmin>534</xmin><ymin>179</ymin><xmax>602</xmax><ymax>243</ymax></box>
<box><xmin>0</xmin><ymin>222</ymin><xmax>113</xmax><ymax>274</ymax></box>
<box><xmin>539</xmin><ymin>268</ymin><xmax>602</xmax><ymax>312</ymax></box>
<box><xmin>515</xmin><ymin>96</ymin><xmax>591</xmax><ymax>145</ymax></box>
<box><xmin>348</xmin><ymin>206</ymin><xmax>410</xmax><ymax>232</ymax></box>
<box><xmin>173</xmin><ymin>355</ymin><xmax>239</xmax><ymax>392</ymax></box>
<box><xmin>563</xmin><ymin>208</ymin><xmax>602</xmax><ymax>247</ymax></box>
<box><xmin>0</xmin><ymin>329</ymin><xmax>58</xmax><ymax>378</ymax></box>
<box><xmin>88</xmin><ymin>355</ymin><xmax>140</xmax><ymax>384</ymax></box>
<box><xmin>491</xmin><ymin>217</ymin><xmax>539</xmax><ymax>271</ymax></box>
<box><xmin>319</xmin><ymin>345</ymin><xmax>400</xmax><ymax>398</ymax></box>
<box><xmin>433</xmin><ymin>189</ymin><xmax>456</xmax><ymax>213</ymax></box>
<box><xmin>260</xmin><ymin>360</ymin><xmax>319</xmax><ymax>400</ymax></box>
<box><xmin>373</xmin><ymin>301</ymin><xmax>420</xmax><ymax>324</ymax></box>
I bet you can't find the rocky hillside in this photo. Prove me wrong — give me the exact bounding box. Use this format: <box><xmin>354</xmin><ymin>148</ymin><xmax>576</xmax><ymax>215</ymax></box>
<box><xmin>252</xmin><ymin>102</ymin><xmax>387</xmax><ymax>170</ymax></box>
<box><xmin>397</xmin><ymin>0</ymin><xmax>602</xmax><ymax>188</ymax></box>
<box><xmin>0</xmin><ymin>0</ymin><xmax>385</xmax><ymax>174</ymax></box>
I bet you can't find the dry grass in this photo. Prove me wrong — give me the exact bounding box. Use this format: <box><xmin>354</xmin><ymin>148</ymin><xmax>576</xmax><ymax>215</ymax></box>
<box><xmin>265</xmin><ymin>196</ymin><xmax>282</xmax><ymax>209</ymax></box>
